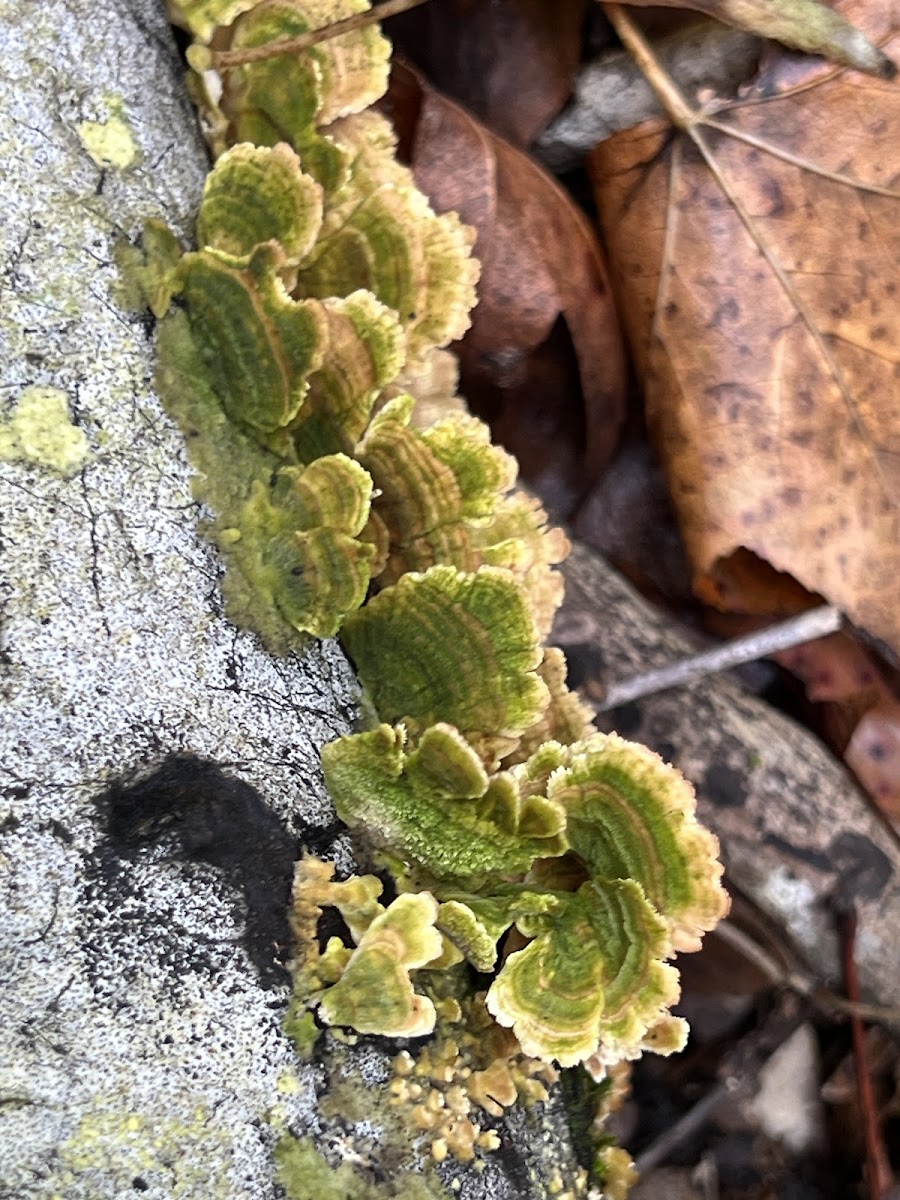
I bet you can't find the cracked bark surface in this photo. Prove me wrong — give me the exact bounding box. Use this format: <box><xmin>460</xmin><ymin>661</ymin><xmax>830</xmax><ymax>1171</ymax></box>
<box><xmin>0</xmin><ymin>3</ymin><xmax>593</xmax><ymax>1198</ymax></box>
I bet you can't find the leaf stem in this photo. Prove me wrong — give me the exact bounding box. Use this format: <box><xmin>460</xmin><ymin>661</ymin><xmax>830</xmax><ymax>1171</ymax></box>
<box><xmin>207</xmin><ymin>0</ymin><xmax>431</xmax><ymax>70</ymax></box>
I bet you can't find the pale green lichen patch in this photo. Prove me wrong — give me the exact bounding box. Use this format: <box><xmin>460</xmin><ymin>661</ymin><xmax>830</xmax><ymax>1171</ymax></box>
<box><xmin>283</xmin><ymin>1002</ymin><xmax>322</xmax><ymax>1059</ymax></box>
<box><xmin>135</xmin><ymin>218</ymin><xmax>185</xmax><ymax>319</ymax></box>
<box><xmin>276</xmin><ymin>1134</ymin><xmax>449</xmax><ymax>1200</ymax></box>
<box><xmin>77</xmin><ymin>94</ymin><xmax>139</xmax><ymax>170</ymax></box>
<box><xmin>57</xmin><ymin>1105</ymin><xmax>229</xmax><ymax>1195</ymax></box>
<box><xmin>0</xmin><ymin>387</ymin><xmax>91</xmax><ymax>476</ymax></box>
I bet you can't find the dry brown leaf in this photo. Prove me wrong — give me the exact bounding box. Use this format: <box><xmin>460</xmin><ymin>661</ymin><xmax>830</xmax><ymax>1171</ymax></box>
<box><xmin>694</xmin><ymin>547</ymin><xmax>820</xmax><ymax>617</ymax></box>
<box><xmin>846</xmin><ymin>702</ymin><xmax>900</xmax><ymax>816</ymax></box>
<box><xmin>385</xmin><ymin>60</ymin><xmax>628</xmax><ymax>513</ymax></box>
<box><xmin>385</xmin><ymin>0</ymin><xmax>586</xmax><ymax>147</ymax></box>
<box><xmin>621</xmin><ymin>0</ymin><xmax>895</xmax><ymax>76</ymax></box>
<box><xmin>774</xmin><ymin>630</ymin><xmax>884</xmax><ymax>704</ymax></box>
<box><xmin>591</xmin><ymin>8</ymin><xmax>900</xmax><ymax>652</ymax></box>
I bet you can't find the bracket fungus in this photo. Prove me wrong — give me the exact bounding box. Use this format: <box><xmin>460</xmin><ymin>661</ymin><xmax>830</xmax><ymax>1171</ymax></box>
<box><xmin>484</xmin><ymin>879</ymin><xmax>682</xmax><ymax>1069</ymax></box>
<box><xmin>339</xmin><ymin>566</ymin><xmax>550</xmax><ymax>751</ymax></box>
<box><xmin>148</xmin><ymin>0</ymin><xmax>730</xmax><ymax>1179</ymax></box>
<box><xmin>322</xmin><ymin>723</ymin><xmax>567</xmax><ymax>884</ymax></box>
<box><xmin>541</xmin><ymin>732</ymin><xmax>730</xmax><ymax>954</ymax></box>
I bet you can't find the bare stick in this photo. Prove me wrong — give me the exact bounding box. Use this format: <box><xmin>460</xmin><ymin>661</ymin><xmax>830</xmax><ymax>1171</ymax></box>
<box><xmin>206</xmin><ymin>0</ymin><xmax>431</xmax><ymax>70</ymax></box>
<box><xmin>596</xmin><ymin>605</ymin><xmax>842</xmax><ymax>711</ymax></box>
<box><xmin>840</xmin><ymin>908</ymin><xmax>895</xmax><ymax>1200</ymax></box>
<box><xmin>715</xmin><ymin>920</ymin><xmax>900</xmax><ymax>1028</ymax></box>
<box><xmin>635</xmin><ymin>1081</ymin><xmax>730</xmax><ymax>1174</ymax></box>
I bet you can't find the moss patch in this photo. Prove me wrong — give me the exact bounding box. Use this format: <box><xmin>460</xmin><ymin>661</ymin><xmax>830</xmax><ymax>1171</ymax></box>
<box><xmin>276</xmin><ymin>1135</ymin><xmax>449</xmax><ymax>1200</ymax></box>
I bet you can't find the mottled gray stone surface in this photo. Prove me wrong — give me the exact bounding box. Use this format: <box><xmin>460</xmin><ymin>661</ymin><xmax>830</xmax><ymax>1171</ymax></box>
<box><xmin>0</xmin><ymin>1</ymin><xmax>365</xmax><ymax>1195</ymax></box>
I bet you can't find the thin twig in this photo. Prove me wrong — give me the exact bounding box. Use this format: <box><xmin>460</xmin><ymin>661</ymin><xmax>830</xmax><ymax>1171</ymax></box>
<box><xmin>715</xmin><ymin>919</ymin><xmax>900</xmax><ymax>1028</ymax></box>
<box><xmin>635</xmin><ymin>1080</ymin><xmax>731</xmax><ymax>1174</ymax></box>
<box><xmin>840</xmin><ymin>908</ymin><xmax>894</xmax><ymax>1200</ymax></box>
<box><xmin>595</xmin><ymin>605</ymin><xmax>842</xmax><ymax>711</ymax></box>
<box><xmin>206</xmin><ymin>0</ymin><xmax>430</xmax><ymax>70</ymax></box>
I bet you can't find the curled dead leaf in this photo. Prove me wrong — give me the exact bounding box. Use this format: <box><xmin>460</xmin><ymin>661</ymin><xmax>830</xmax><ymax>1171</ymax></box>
<box><xmin>385</xmin><ymin>0</ymin><xmax>586</xmax><ymax>147</ymax></box>
<box><xmin>619</xmin><ymin>0</ymin><xmax>895</xmax><ymax>77</ymax></box>
<box><xmin>385</xmin><ymin>60</ymin><xmax>628</xmax><ymax>514</ymax></box>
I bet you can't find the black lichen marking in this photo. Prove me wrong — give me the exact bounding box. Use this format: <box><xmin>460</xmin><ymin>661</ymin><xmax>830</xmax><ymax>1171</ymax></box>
<box><xmin>830</xmin><ymin>831</ymin><xmax>892</xmax><ymax>902</ymax></box>
<box><xmin>702</xmin><ymin>763</ymin><xmax>749</xmax><ymax>809</ymax></box>
<box><xmin>493</xmin><ymin>1088</ymin><xmax>567</xmax><ymax>1196</ymax></box>
<box><xmin>99</xmin><ymin>755</ymin><xmax>302</xmax><ymax>989</ymax></box>
<box><xmin>80</xmin><ymin>825</ymin><xmax>233</xmax><ymax>1002</ymax></box>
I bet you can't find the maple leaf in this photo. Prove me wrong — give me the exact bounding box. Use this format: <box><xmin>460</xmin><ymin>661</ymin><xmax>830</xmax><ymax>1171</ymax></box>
<box><xmin>591</xmin><ymin>2</ymin><xmax>900</xmax><ymax>652</ymax></box>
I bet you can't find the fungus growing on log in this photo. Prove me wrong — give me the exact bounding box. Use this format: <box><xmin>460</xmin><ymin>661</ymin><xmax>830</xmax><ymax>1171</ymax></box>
<box><xmin>145</xmin><ymin>0</ymin><xmax>730</xmax><ymax>1178</ymax></box>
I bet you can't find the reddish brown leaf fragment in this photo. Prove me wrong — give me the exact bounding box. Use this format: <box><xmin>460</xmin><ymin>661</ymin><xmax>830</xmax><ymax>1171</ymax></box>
<box><xmin>386</xmin><ymin>0</ymin><xmax>586</xmax><ymax>147</ymax></box>
<box><xmin>846</xmin><ymin>704</ymin><xmax>900</xmax><ymax>819</ymax></box>
<box><xmin>387</xmin><ymin>61</ymin><xmax>628</xmax><ymax>513</ymax></box>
